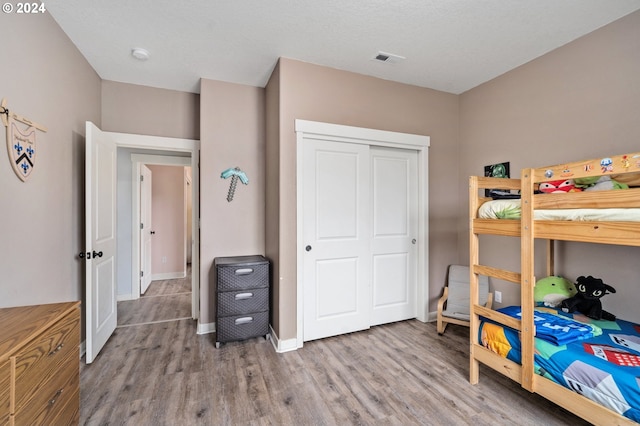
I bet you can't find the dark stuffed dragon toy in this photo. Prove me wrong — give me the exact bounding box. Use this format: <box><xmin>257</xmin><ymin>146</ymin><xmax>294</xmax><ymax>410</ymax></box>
<box><xmin>560</xmin><ymin>275</ymin><xmax>616</xmax><ymax>321</ymax></box>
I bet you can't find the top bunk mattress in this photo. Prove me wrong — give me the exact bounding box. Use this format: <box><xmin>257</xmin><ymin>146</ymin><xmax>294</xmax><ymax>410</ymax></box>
<box><xmin>478</xmin><ymin>199</ymin><xmax>640</xmax><ymax>222</ymax></box>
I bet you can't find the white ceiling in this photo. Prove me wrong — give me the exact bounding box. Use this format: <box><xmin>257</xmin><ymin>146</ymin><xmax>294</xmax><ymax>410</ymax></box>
<box><xmin>46</xmin><ymin>1</ymin><xmax>640</xmax><ymax>95</ymax></box>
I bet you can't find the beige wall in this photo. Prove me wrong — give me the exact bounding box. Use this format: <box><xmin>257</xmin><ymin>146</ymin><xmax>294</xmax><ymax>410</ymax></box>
<box><xmin>0</xmin><ymin>13</ymin><xmax>101</xmax><ymax>308</ymax></box>
<box><xmin>148</xmin><ymin>165</ymin><xmax>186</xmax><ymax>276</ymax></box>
<box><xmin>200</xmin><ymin>79</ymin><xmax>266</xmax><ymax>325</ymax></box>
<box><xmin>270</xmin><ymin>58</ymin><xmax>460</xmax><ymax>340</ymax></box>
<box><xmin>459</xmin><ymin>11</ymin><xmax>640</xmax><ymax>321</ymax></box>
<box><xmin>265</xmin><ymin>62</ymin><xmax>282</xmax><ymax>332</ymax></box>
<box><xmin>102</xmin><ymin>81</ymin><xmax>200</xmax><ymax>140</ymax></box>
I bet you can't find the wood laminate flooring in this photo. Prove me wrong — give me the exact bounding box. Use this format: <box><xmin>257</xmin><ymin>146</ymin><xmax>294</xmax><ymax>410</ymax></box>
<box><xmin>117</xmin><ymin>269</ymin><xmax>192</xmax><ymax>326</ymax></box>
<box><xmin>80</xmin><ymin>316</ymin><xmax>590</xmax><ymax>425</ymax></box>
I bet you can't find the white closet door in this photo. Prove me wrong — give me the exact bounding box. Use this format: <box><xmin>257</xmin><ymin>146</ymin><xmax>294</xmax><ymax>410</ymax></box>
<box><xmin>302</xmin><ymin>139</ymin><xmax>371</xmax><ymax>341</ymax></box>
<box><xmin>370</xmin><ymin>147</ymin><xmax>418</xmax><ymax>325</ymax></box>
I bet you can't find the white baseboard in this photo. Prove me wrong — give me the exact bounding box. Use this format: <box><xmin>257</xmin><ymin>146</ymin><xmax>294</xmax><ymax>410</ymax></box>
<box><xmin>79</xmin><ymin>340</ymin><xmax>86</xmax><ymax>358</ymax></box>
<box><xmin>269</xmin><ymin>324</ymin><xmax>298</xmax><ymax>353</ymax></box>
<box><xmin>152</xmin><ymin>271</ymin><xmax>186</xmax><ymax>281</ymax></box>
<box><xmin>197</xmin><ymin>320</ymin><xmax>216</xmax><ymax>335</ymax></box>
<box><xmin>117</xmin><ymin>294</ymin><xmax>133</xmax><ymax>302</ymax></box>
<box><xmin>427</xmin><ymin>311</ymin><xmax>437</xmax><ymax>322</ymax></box>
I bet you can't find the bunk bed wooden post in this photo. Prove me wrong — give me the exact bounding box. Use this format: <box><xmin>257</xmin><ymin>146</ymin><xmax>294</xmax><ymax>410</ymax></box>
<box><xmin>468</xmin><ymin>176</ymin><xmax>481</xmax><ymax>384</ymax></box>
<box><xmin>520</xmin><ymin>168</ymin><xmax>535</xmax><ymax>392</ymax></box>
<box><xmin>546</xmin><ymin>240</ymin><xmax>554</xmax><ymax>276</ymax></box>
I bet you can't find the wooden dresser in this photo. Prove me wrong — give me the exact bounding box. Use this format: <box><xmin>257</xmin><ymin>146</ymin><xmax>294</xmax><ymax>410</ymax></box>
<box><xmin>0</xmin><ymin>302</ymin><xmax>80</xmax><ymax>426</ymax></box>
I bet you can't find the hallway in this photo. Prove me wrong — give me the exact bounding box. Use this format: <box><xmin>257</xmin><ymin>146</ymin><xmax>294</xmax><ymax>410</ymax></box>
<box><xmin>117</xmin><ymin>267</ymin><xmax>192</xmax><ymax>327</ymax></box>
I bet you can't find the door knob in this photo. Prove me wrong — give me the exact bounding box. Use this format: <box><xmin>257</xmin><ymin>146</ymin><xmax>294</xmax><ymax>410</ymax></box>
<box><xmin>305</xmin><ymin>245</ymin><xmax>312</xmax><ymax>252</ymax></box>
<box><xmin>412</xmin><ymin>239</ymin><xmax>416</xmax><ymax>244</ymax></box>
<box><xmin>92</xmin><ymin>250</ymin><xmax>103</xmax><ymax>258</ymax></box>
<box><xmin>79</xmin><ymin>251</ymin><xmax>94</xmax><ymax>260</ymax></box>
<box><xmin>150</xmin><ymin>231</ymin><xmax>156</xmax><ymax>235</ymax></box>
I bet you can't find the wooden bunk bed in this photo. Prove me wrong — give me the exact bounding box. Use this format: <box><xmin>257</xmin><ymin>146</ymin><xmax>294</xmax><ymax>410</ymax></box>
<box><xmin>469</xmin><ymin>152</ymin><xmax>640</xmax><ymax>426</ymax></box>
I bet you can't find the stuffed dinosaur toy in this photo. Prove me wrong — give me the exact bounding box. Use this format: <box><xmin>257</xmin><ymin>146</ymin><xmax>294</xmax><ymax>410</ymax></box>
<box><xmin>560</xmin><ymin>275</ymin><xmax>617</xmax><ymax>321</ymax></box>
<box><xmin>534</xmin><ymin>276</ymin><xmax>576</xmax><ymax>308</ymax></box>
<box><xmin>574</xmin><ymin>176</ymin><xmax>628</xmax><ymax>192</ymax></box>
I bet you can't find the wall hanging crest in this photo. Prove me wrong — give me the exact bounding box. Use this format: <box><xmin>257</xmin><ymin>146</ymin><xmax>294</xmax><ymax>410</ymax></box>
<box><xmin>1</xmin><ymin>98</ymin><xmax>47</xmax><ymax>182</ymax></box>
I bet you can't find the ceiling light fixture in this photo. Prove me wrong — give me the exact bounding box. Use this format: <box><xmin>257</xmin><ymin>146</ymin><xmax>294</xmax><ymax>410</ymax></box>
<box><xmin>131</xmin><ymin>47</ymin><xmax>150</xmax><ymax>61</ymax></box>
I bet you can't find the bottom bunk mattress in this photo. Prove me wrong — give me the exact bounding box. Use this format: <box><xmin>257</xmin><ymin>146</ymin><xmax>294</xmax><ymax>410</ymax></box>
<box><xmin>478</xmin><ymin>306</ymin><xmax>640</xmax><ymax>422</ymax></box>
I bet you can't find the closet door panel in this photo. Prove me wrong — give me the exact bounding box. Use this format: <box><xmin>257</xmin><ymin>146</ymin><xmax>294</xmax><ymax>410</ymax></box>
<box><xmin>370</xmin><ymin>147</ymin><xmax>418</xmax><ymax>325</ymax></box>
<box><xmin>302</xmin><ymin>140</ymin><xmax>371</xmax><ymax>341</ymax></box>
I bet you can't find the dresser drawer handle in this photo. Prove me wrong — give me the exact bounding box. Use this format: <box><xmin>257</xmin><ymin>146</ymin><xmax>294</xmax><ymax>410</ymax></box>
<box><xmin>235</xmin><ymin>268</ymin><xmax>253</xmax><ymax>276</ymax></box>
<box><xmin>235</xmin><ymin>317</ymin><xmax>254</xmax><ymax>325</ymax></box>
<box><xmin>49</xmin><ymin>343</ymin><xmax>64</xmax><ymax>356</ymax></box>
<box><xmin>49</xmin><ymin>388</ymin><xmax>64</xmax><ymax>405</ymax></box>
<box><xmin>235</xmin><ymin>292</ymin><xmax>253</xmax><ymax>300</ymax></box>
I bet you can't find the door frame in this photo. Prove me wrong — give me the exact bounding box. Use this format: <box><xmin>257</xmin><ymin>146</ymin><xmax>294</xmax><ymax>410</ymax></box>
<box><xmin>108</xmin><ymin>131</ymin><xmax>200</xmax><ymax>321</ymax></box>
<box><xmin>295</xmin><ymin>119</ymin><xmax>430</xmax><ymax>349</ymax></box>
<box><xmin>131</xmin><ymin>154</ymin><xmax>191</xmax><ymax>298</ymax></box>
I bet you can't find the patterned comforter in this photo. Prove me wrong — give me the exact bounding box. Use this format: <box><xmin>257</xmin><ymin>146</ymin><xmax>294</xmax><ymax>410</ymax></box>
<box><xmin>479</xmin><ymin>307</ymin><xmax>640</xmax><ymax>422</ymax></box>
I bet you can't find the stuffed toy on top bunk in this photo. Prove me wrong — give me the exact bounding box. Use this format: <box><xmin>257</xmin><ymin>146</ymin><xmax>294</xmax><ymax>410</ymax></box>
<box><xmin>574</xmin><ymin>176</ymin><xmax>629</xmax><ymax>191</ymax></box>
<box><xmin>560</xmin><ymin>275</ymin><xmax>617</xmax><ymax>321</ymax></box>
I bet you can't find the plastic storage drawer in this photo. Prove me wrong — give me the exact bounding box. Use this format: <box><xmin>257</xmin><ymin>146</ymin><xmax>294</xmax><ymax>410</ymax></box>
<box><xmin>216</xmin><ymin>311</ymin><xmax>269</xmax><ymax>343</ymax></box>
<box><xmin>217</xmin><ymin>288</ymin><xmax>269</xmax><ymax>316</ymax></box>
<box><xmin>217</xmin><ymin>258</ymin><xmax>269</xmax><ymax>292</ymax></box>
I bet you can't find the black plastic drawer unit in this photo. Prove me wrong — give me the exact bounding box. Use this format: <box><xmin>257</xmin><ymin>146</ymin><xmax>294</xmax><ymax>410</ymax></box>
<box><xmin>214</xmin><ymin>255</ymin><xmax>270</xmax><ymax>348</ymax></box>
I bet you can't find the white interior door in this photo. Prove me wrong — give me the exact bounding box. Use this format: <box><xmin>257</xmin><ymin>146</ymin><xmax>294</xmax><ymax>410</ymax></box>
<box><xmin>85</xmin><ymin>122</ymin><xmax>117</xmax><ymax>364</ymax></box>
<box><xmin>140</xmin><ymin>165</ymin><xmax>153</xmax><ymax>294</ymax></box>
<box><xmin>303</xmin><ymin>139</ymin><xmax>371</xmax><ymax>341</ymax></box>
<box><xmin>186</xmin><ymin>171</ymin><xmax>192</xmax><ymax>264</ymax></box>
<box><xmin>370</xmin><ymin>147</ymin><xmax>418</xmax><ymax>325</ymax></box>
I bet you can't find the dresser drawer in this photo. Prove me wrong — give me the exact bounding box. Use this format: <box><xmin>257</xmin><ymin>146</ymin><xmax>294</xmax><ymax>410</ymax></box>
<box><xmin>13</xmin><ymin>309</ymin><xmax>80</xmax><ymax>413</ymax></box>
<box><xmin>0</xmin><ymin>359</ymin><xmax>9</xmax><ymax>425</ymax></box>
<box><xmin>217</xmin><ymin>311</ymin><xmax>269</xmax><ymax>343</ymax></box>
<box><xmin>13</xmin><ymin>350</ymin><xmax>78</xmax><ymax>426</ymax></box>
<box><xmin>49</xmin><ymin>384</ymin><xmax>80</xmax><ymax>426</ymax></box>
<box><xmin>217</xmin><ymin>259</ymin><xmax>269</xmax><ymax>291</ymax></box>
<box><xmin>217</xmin><ymin>287</ymin><xmax>269</xmax><ymax>317</ymax></box>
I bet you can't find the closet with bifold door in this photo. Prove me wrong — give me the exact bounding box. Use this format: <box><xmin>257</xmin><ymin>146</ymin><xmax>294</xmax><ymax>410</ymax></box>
<box><xmin>296</xmin><ymin>120</ymin><xmax>430</xmax><ymax>343</ymax></box>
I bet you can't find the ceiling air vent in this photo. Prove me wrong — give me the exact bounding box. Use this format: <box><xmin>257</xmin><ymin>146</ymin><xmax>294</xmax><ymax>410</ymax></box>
<box><xmin>372</xmin><ymin>51</ymin><xmax>405</xmax><ymax>64</ymax></box>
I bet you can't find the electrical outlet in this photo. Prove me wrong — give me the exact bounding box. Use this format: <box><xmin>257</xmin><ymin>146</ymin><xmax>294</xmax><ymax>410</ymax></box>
<box><xmin>495</xmin><ymin>290</ymin><xmax>502</xmax><ymax>303</ymax></box>
<box><xmin>162</xmin><ymin>256</ymin><xmax>167</xmax><ymax>264</ymax></box>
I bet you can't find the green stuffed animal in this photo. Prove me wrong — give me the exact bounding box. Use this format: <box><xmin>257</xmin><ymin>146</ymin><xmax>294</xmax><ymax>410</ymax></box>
<box><xmin>574</xmin><ymin>176</ymin><xmax>628</xmax><ymax>191</ymax></box>
<box><xmin>534</xmin><ymin>276</ymin><xmax>577</xmax><ymax>308</ymax></box>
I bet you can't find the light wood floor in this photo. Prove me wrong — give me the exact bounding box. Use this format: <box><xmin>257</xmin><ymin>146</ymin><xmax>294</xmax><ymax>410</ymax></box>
<box><xmin>80</xmin><ymin>315</ymin><xmax>590</xmax><ymax>425</ymax></box>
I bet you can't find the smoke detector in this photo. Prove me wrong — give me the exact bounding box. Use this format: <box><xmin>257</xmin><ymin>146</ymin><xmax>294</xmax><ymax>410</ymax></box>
<box><xmin>372</xmin><ymin>51</ymin><xmax>405</xmax><ymax>64</ymax></box>
<box><xmin>131</xmin><ymin>48</ymin><xmax>150</xmax><ymax>61</ymax></box>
